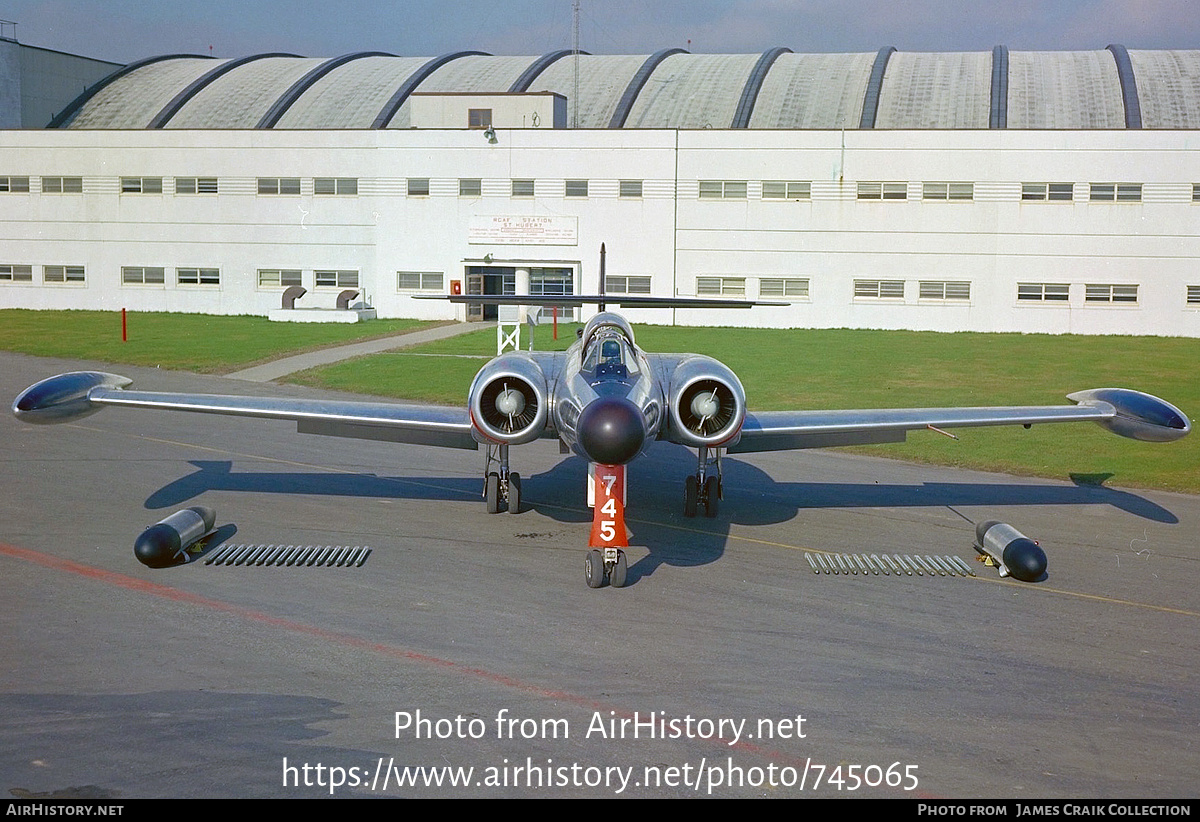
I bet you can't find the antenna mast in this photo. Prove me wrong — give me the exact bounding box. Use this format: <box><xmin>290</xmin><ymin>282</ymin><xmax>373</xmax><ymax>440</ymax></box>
<box><xmin>572</xmin><ymin>0</ymin><xmax>580</xmax><ymax>128</ymax></box>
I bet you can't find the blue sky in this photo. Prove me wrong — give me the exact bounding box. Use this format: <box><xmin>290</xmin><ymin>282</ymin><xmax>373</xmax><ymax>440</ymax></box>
<box><xmin>4</xmin><ymin>0</ymin><xmax>1197</xmax><ymax>64</ymax></box>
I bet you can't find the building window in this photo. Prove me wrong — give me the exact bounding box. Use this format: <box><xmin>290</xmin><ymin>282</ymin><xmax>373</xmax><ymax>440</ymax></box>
<box><xmin>605</xmin><ymin>275</ymin><xmax>652</xmax><ymax>294</ymax></box>
<box><xmin>42</xmin><ymin>177</ymin><xmax>83</xmax><ymax>193</ymax></box>
<box><xmin>1085</xmin><ymin>284</ymin><xmax>1138</xmax><ymax>303</ymax></box>
<box><xmin>176</xmin><ymin>177</ymin><xmax>218</xmax><ymax>194</ymax></box>
<box><xmin>1187</xmin><ymin>285</ymin><xmax>1200</xmax><ymax>304</ymax></box>
<box><xmin>459</xmin><ymin>178</ymin><xmax>481</xmax><ymax>197</ymax></box>
<box><xmin>121</xmin><ymin>176</ymin><xmax>163</xmax><ymax>194</ymax></box>
<box><xmin>530</xmin><ymin>268</ymin><xmax>573</xmax><ymax>297</ymax></box>
<box><xmin>1193</xmin><ymin>184</ymin><xmax>1200</xmax><ymax>202</ymax></box>
<box><xmin>468</xmin><ymin>108</ymin><xmax>492</xmax><ymax>129</ymax></box>
<box><xmin>43</xmin><ymin>265</ymin><xmax>85</xmax><ymax>284</ymax></box>
<box><xmin>511</xmin><ymin>179</ymin><xmax>535</xmax><ymax>197</ymax></box>
<box><xmin>177</xmin><ymin>267</ymin><xmax>220</xmax><ymax>286</ymax></box>
<box><xmin>258</xmin><ymin>177</ymin><xmax>301</xmax><ymax>195</ymax></box>
<box><xmin>397</xmin><ymin>271</ymin><xmax>443</xmax><ymax>291</ymax></box>
<box><xmin>857</xmin><ymin>182</ymin><xmax>907</xmax><ymax>201</ymax></box>
<box><xmin>315</xmin><ymin>270</ymin><xmax>359</xmax><ymax>288</ymax></box>
<box><xmin>696</xmin><ymin>277</ymin><xmax>746</xmax><ymax>296</ymax></box>
<box><xmin>0</xmin><ymin>177</ymin><xmax>30</xmax><ymax>193</ymax></box>
<box><xmin>565</xmin><ymin>179</ymin><xmax>589</xmax><ymax>198</ymax></box>
<box><xmin>759</xmin><ymin>277</ymin><xmax>809</xmax><ymax>298</ymax></box>
<box><xmin>923</xmin><ymin>182</ymin><xmax>973</xmax><ymax>201</ymax></box>
<box><xmin>0</xmin><ymin>264</ymin><xmax>33</xmax><ymax>282</ymax></box>
<box><xmin>406</xmin><ymin>178</ymin><xmax>430</xmax><ymax>197</ymax></box>
<box><xmin>1018</xmin><ymin>283</ymin><xmax>1070</xmax><ymax>301</ymax></box>
<box><xmin>1089</xmin><ymin>183</ymin><xmax>1142</xmax><ymax>202</ymax></box>
<box><xmin>854</xmin><ymin>279</ymin><xmax>905</xmax><ymax>299</ymax></box>
<box><xmin>619</xmin><ymin>179</ymin><xmax>642</xmax><ymax>198</ymax></box>
<box><xmin>762</xmin><ymin>181</ymin><xmax>810</xmax><ymax>200</ymax></box>
<box><xmin>314</xmin><ymin>177</ymin><xmax>357</xmax><ymax>195</ymax></box>
<box><xmin>919</xmin><ymin>281</ymin><xmax>971</xmax><ymax>300</ymax></box>
<box><xmin>1022</xmin><ymin>183</ymin><xmax>1073</xmax><ymax>201</ymax></box>
<box><xmin>699</xmin><ymin>180</ymin><xmax>747</xmax><ymax>199</ymax></box>
<box><xmin>258</xmin><ymin>269</ymin><xmax>302</xmax><ymax>288</ymax></box>
<box><xmin>121</xmin><ymin>266</ymin><xmax>165</xmax><ymax>285</ymax></box>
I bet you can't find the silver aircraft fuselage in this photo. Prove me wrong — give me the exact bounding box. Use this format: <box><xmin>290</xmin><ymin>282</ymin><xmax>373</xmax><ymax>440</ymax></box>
<box><xmin>552</xmin><ymin>312</ymin><xmax>663</xmax><ymax>466</ymax></box>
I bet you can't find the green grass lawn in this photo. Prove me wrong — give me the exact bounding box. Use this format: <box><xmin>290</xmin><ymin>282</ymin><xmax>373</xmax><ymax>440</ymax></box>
<box><xmin>289</xmin><ymin>325</ymin><xmax>1200</xmax><ymax>493</ymax></box>
<box><xmin>0</xmin><ymin>310</ymin><xmax>434</xmax><ymax>373</ymax></box>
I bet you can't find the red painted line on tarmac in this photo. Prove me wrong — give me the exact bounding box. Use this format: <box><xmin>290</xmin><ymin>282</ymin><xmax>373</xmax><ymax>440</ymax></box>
<box><xmin>0</xmin><ymin>540</ymin><xmax>575</xmax><ymax>696</ymax></box>
<box><xmin>1</xmin><ymin>540</ymin><xmax>935</xmax><ymax>796</ymax></box>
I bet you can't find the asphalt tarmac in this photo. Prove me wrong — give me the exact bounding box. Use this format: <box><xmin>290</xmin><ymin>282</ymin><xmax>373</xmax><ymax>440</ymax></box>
<box><xmin>2</xmin><ymin>353</ymin><xmax>1197</xmax><ymax>798</ymax></box>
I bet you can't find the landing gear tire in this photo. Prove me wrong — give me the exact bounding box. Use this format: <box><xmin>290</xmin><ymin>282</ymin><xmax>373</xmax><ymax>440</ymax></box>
<box><xmin>585</xmin><ymin>549</ymin><xmax>606</xmax><ymax>588</ymax></box>
<box><xmin>609</xmin><ymin>550</ymin><xmax>628</xmax><ymax>588</ymax></box>
<box><xmin>684</xmin><ymin>475</ymin><xmax>699</xmax><ymax>518</ymax></box>
<box><xmin>703</xmin><ymin>476</ymin><xmax>719</xmax><ymax>518</ymax></box>
<box><xmin>507</xmin><ymin>472</ymin><xmax>521</xmax><ymax>514</ymax></box>
<box><xmin>485</xmin><ymin>472</ymin><xmax>501</xmax><ymax>514</ymax></box>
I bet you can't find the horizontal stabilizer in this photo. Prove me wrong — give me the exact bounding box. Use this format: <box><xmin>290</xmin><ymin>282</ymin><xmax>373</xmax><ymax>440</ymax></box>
<box><xmin>414</xmin><ymin>294</ymin><xmax>786</xmax><ymax>309</ymax></box>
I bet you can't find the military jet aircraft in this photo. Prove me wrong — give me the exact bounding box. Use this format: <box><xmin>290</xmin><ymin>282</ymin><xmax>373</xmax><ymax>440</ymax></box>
<box><xmin>11</xmin><ymin>257</ymin><xmax>1191</xmax><ymax>588</ymax></box>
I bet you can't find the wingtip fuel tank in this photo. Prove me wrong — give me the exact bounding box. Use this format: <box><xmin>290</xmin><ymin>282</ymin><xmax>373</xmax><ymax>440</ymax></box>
<box><xmin>1068</xmin><ymin>388</ymin><xmax>1191</xmax><ymax>443</ymax></box>
<box><xmin>974</xmin><ymin>520</ymin><xmax>1047</xmax><ymax>582</ymax></box>
<box><xmin>134</xmin><ymin>506</ymin><xmax>216</xmax><ymax>568</ymax></box>
<box><xmin>12</xmin><ymin>371</ymin><xmax>131</xmax><ymax>424</ymax></box>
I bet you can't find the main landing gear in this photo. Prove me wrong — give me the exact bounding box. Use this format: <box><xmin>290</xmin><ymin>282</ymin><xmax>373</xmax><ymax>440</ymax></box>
<box><xmin>483</xmin><ymin>444</ymin><xmax>521</xmax><ymax>514</ymax></box>
<box><xmin>585</xmin><ymin>547</ymin><xmax>628</xmax><ymax>588</ymax></box>
<box><xmin>683</xmin><ymin>445</ymin><xmax>722</xmax><ymax>518</ymax></box>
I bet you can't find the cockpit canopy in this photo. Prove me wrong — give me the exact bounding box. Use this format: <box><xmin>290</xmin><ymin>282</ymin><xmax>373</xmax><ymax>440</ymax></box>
<box><xmin>581</xmin><ymin>312</ymin><xmax>636</xmax><ymax>351</ymax></box>
<box><xmin>581</xmin><ymin>314</ymin><xmax>641</xmax><ymax>383</ymax></box>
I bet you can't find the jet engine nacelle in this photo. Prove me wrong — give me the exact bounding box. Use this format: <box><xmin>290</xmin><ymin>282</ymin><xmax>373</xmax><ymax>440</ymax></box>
<box><xmin>468</xmin><ymin>353</ymin><xmax>550</xmax><ymax>445</ymax></box>
<box><xmin>666</xmin><ymin>356</ymin><xmax>746</xmax><ymax>448</ymax></box>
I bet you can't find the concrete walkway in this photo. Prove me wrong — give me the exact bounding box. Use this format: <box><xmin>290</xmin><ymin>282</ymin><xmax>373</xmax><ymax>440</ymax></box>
<box><xmin>225</xmin><ymin>322</ymin><xmax>481</xmax><ymax>382</ymax></box>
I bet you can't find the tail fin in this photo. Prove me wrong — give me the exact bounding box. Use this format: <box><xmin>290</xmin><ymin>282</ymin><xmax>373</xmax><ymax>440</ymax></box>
<box><xmin>598</xmin><ymin>242</ymin><xmax>606</xmax><ymax>313</ymax></box>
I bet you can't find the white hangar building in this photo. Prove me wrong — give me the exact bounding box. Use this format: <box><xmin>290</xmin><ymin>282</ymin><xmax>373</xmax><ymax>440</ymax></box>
<box><xmin>2</xmin><ymin>42</ymin><xmax>1200</xmax><ymax>335</ymax></box>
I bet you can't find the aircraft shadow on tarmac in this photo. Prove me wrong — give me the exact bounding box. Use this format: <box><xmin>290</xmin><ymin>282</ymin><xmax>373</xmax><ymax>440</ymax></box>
<box><xmin>144</xmin><ymin>446</ymin><xmax>1178</xmax><ymax>586</ymax></box>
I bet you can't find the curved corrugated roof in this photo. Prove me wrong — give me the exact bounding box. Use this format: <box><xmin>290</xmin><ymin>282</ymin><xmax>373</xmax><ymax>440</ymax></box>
<box><xmin>622</xmin><ymin>53</ymin><xmax>761</xmax><ymax>128</ymax></box>
<box><xmin>384</xmin><ymin>54</ymin><xmax>534</xmax><ymax>129</ymax></box>
<box><xmin>749</xmin><ymin>52</ymin><xmax>874</xmax><ymax>128</ymax></box>
<box><xmin>1129</xmin><ymin>49</ymin><xmax>1200</xmax><ymax>128</ymax></box>
<box><xmin>55</xmin><ymin>48</ymin><xmax>1200</xmax><ymax>130</ymax></box>
<box><xmin>273</xmin><ymin>55</ymin><xmax>430</xmax><ymax>129</ymax></box>
<box><xmin>875</xmin><ymin>52</ymin><xmax>991</xmax><ymax>129</ymax></box>
<box><xmin>1007</xmin><ymin>51</ymin><xmax>1125</xmax><ymax>128</ymax></box>
<box><xmin>65</xmin><ymin>57</ymin><xmax>220</xmax><ymax>128</ymax></box>
<box><xmin>530</xmin><ymin>54</ymin><xmax>652</xmax><ymax>128</ymax></box>
<box><xmin>165</xmin><ymin>57</ymin><xmax>325</xmax><ymax>128</ymax></box>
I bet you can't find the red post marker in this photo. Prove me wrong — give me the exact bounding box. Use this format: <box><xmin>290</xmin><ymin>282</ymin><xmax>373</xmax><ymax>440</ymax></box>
<box><xmin>121</xmin><ymin>307</ymin><xmax>127</xmax><ymax>342</ymax></box>
<box><xmin>589</xmin><ymin>463</ymin><xmax>629</xmax><ymax>548</ymax></box>
<box><xmin>552</xmin><ymin>305</ymin><xmax>558</xmax><ymax>340</ymax></box>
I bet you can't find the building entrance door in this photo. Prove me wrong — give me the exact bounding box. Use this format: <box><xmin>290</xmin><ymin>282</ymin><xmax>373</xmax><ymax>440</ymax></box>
<box><xmin>465</xmin><ymin>266</ymin><xmax>515</xmax><ymax>321</ymax></box>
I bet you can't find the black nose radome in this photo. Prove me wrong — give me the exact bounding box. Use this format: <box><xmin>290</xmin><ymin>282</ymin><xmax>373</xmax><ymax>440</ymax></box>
<box><xmin>578</xmin><ymin>397</ymin><xmax>645</xmax><ymax>465</ymax></box>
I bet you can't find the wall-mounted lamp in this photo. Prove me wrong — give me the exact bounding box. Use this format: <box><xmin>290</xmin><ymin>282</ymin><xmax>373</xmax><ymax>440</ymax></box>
<box><xmin>483</xmin><ymin>126</ymin><xmax>497</xmax><ymax>144</ymax></box>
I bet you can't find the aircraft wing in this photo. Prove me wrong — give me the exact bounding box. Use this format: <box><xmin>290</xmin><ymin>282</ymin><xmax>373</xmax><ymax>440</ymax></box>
<box><xmin>12</xmin><ymin>371</ymin><xmax>478</xmax><ymax>450</ymax></box>
<box><xmin>730</xmin><ymin>389</ymin><xmax>1190</xmax><ymax>452</ymax></box>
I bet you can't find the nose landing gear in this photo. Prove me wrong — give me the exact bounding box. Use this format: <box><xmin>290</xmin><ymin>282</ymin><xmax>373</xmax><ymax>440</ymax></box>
<box><xmin>586</xmin><ymin>463</ymin><xmax>630</xmax><ymax>588</ymax></box>
<box><xmin>585</xmin><ymin>547</ymin><xmax>628</xmax><ymax>588</ymax></box>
